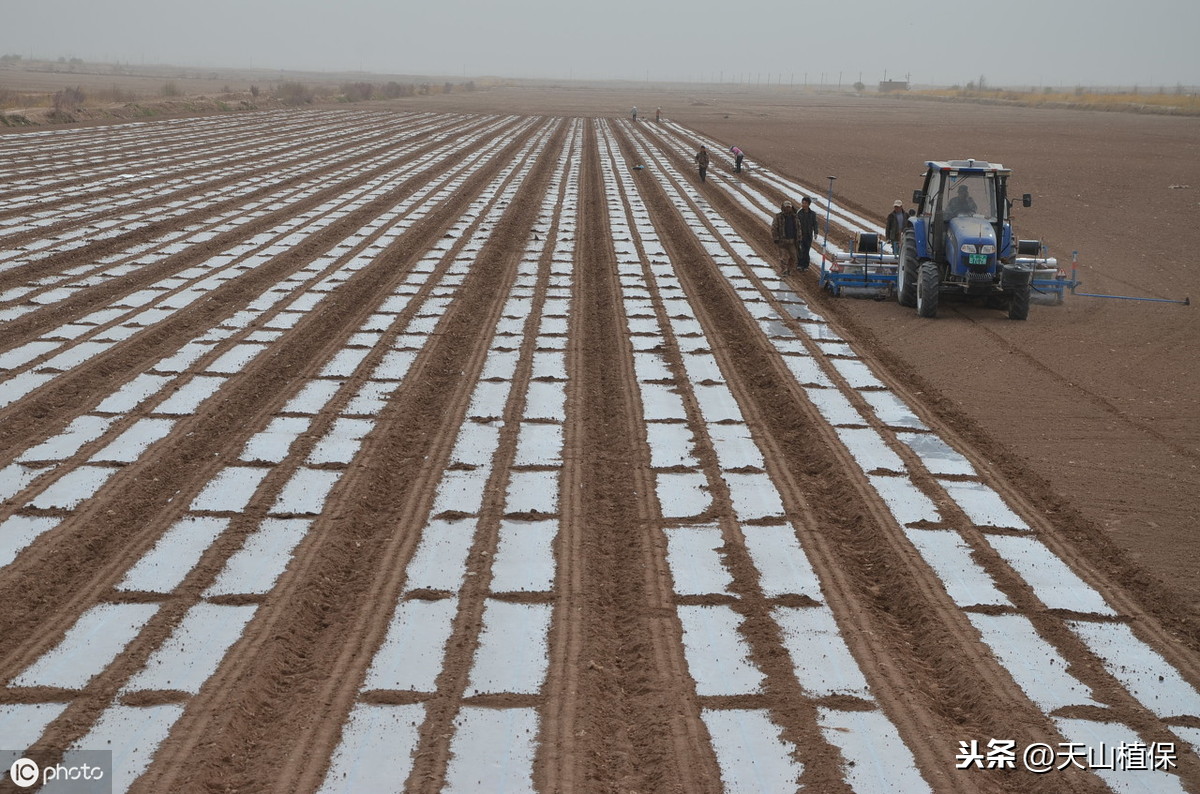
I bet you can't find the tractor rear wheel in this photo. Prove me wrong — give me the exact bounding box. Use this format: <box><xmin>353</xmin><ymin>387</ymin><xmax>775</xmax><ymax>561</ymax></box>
<box><xmin>897</xmin><ymin>231</ymin><xmax>918</xmax><ymax>307</ymax></box>
<box><xmin>1008</xmin><ymin>283</ymin><xmax>1031</xmax><ymax>320</ymax></box>
<box><xmin>917</xmin><ymin>261</ymin><xmax>940</xmax><ymax>318</ymax></box>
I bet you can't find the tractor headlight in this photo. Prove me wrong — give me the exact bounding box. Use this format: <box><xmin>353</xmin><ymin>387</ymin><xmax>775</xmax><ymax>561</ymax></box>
<box><xmin>960</xmin><ymin>244</ymin><xmax>977</xmax><ymax>254</ymax></box>
<box><xmin>980</xmin><ymin>244</ymin><xmax>996</xmax><ymax>254</ymax></box>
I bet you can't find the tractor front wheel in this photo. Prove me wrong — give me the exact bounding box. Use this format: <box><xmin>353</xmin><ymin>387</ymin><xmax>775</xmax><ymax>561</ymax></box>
<box><xmin>897</xmin><ymin>231</ymin><xmax>918</xmax><ymax>307</ymax></box>
<box><xmin>917</xmin><ymin>261</ymin><xmax>940</xmax><ymax>318</ymax></box>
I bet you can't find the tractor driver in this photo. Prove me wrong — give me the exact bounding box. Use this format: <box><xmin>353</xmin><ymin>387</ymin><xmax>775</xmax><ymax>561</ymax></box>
<box><xmin>947</xmin><ymin>184</ymin><xmax>978</xmax><ymax>217</ymax></box>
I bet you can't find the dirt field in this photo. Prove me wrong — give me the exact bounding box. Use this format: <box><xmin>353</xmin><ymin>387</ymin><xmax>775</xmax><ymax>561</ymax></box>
<box><xmin>0</xmin><ymin>84</ymin><xmax>1198</xmax><ymax>792</ymax></box>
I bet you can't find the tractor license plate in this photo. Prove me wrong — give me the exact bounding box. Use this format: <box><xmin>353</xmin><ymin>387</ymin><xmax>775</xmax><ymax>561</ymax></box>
<box><xmin>968</xmin><ymin>254</ymin><xmax>989</xmax><ymax>265</ymax></box>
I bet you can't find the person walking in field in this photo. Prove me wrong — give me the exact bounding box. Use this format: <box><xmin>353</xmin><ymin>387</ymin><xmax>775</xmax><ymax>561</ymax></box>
<box><xmin>694</xmin><ymin>146</ymin><xmax>710</xmax><ymax>182</ymax></box>
<box><xmin>885</xmin><ymin>199</ymin><xmax>907</xmax><ymax>253</ymax></box>
<box><xmin>730</xmin><ymin>145</ymin><xmax>745</xmax><ymax>173</ymax></box>
<box><xmin>771</xmin><ymin>200</ymin><xmax>802</xmax><ymax>275</ymax></box>
<box><xmin>655</xmin><ymin>107</ymin><xmax>662</xmax><ymax>122</ymax></box>
<box><xmin>796</xmin><ymin>196</ymin><xmax>820</xmax><ymax>272</ymax></box>
<box><xmin>631</xmin><ymin>106</ymin><xmax>638</xmax><ymax>122</ymax></box>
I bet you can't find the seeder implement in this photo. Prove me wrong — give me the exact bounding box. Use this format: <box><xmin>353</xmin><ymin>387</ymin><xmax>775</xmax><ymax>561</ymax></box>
<box><xmin>816</xmin><ymin>175</ymin><xmax>899</xmax><ymax>300</ymax></box>
<box><xmin>1014</xmin><ymin>240</ymin><xmax>1071</xmax><ymax>305</ymax></box>
<box><xmin>819</xmin><ymin>232</ymin><xmax>898</xmax><ymax>298</ymax></box>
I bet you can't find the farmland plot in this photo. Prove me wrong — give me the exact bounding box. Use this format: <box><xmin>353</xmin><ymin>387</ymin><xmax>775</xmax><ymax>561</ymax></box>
<box><xmin>0</xmin><ymin>108</ymin><xmax>1198</xmax><ymax>793</ymax></box>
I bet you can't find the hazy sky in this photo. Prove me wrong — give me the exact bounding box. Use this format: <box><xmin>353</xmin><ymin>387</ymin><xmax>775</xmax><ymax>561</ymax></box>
<box><xmin>3</xmin><ymin>0</ymin><xmax>1197</xmax><ymax>88</ymax></box>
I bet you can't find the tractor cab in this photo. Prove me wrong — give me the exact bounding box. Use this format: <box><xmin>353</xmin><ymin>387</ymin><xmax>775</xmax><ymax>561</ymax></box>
<box><xmin>912</xmin><ymin>160</ymin><xmax>1011</xmax><ymax>271</ymax></box>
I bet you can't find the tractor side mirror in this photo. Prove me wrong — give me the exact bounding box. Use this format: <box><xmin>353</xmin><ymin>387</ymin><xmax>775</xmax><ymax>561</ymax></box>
<box><xmin>912</xmin><ymin>190</ymin><xmax>924</xmax><ymax>204</ymax></box>
<box><xmin>1022</xmin><ymin>193</ymin><xmax>1032</xmax><ymax>207</ymax></box>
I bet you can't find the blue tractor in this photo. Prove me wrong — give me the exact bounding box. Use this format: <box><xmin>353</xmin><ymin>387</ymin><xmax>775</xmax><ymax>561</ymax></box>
<box><xmin>897</xmin><ymin>160</ymin><xmax>1036</xmax><ymax>319</ymax></box>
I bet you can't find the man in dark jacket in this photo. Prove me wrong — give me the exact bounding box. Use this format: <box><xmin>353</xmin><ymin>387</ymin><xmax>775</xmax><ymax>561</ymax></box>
<box><xmin>771</xmin><ymin>200</ymin><xmax>801</xmax><ymax>274</ymax></box>
<box><xmin>795</xmin><ymin>196</ymin><xmax>820</xmax><ymax>272</ymax></box>
<box><xmin>885</xmin><ymin>199</ymin><xmax>907</xmax><ymax>253</ymax></box>
<box><xmin>947</xmin><ymin>184</ymin><xmax>977</xmax><ymax>217</ymax></box>
<box><xmin>694</xmin><ymin>146</ymin><xmax>710</xmax><ymax>182</ymax></box>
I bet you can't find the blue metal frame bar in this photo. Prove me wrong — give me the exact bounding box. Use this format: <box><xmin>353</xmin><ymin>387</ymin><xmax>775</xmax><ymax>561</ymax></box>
<box><xmin>1071</xmin><ymin>290</ymin><xmax>1189</xmax><ymax>305</ymax></box>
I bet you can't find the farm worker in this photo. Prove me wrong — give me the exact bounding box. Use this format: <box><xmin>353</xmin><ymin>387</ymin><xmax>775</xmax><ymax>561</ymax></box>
<box><xmin>631</xmin><ymin>106</ymin><xmax>638</xmax><ymax>122</ymax></box>
<box><xmin>947</xmin><ymin>184</ymin><xmax>977</xmax><ymax>217</ymax></box>
<box><xmin>655</xmin><ymin>106</ymin><xmax>662</xmax><ymax>122</ymax></box>
<box><xmin>771</xmin><ymin>200</ymin><xmax>802</xmax><ymax>275</ymax></box>
<box><xmin>731</xmin><ymin>146</ymin><xmax>745</xmax><ymax>173</ymax></box>
<box><xmin>694</xmin><ymin>146</ymin><xmax>710</xmax><ymax>182</ymax></box>
<box><xmin>796</xmin><ymin>196</ymin><xmax>820</xmax><ymax>272</ymax></box>
<box><xmin>885</xmin><ymin>199</ymin><xmax>907</xmax><ymax>253</ymax></box>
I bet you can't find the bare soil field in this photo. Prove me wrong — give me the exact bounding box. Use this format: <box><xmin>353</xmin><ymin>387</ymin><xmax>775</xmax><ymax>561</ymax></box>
<box><xmin>0</xmin><ymin>82</ymin><xmax>1197</xmax><ymax>793</ymax></box>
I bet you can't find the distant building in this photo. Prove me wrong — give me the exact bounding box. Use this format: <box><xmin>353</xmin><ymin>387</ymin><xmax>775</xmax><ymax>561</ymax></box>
<box><xmin>878</xmin><ymin>80</ymin><xmax>910</xmax><ymax>93</ymax></box>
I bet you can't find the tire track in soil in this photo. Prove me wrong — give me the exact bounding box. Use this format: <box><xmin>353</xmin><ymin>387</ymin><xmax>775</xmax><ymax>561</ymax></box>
<box><xmin>3</xmin><ymin>110</ymin><xmax>1196</xmax><ymax>792</ymax></box>
<box><xmin>0</xmin><ymin>114</ymin><xmax>508</xmax><ymax>332</ymax></box>
<box><xmin>0</xmin><ymin>114</ymin><xmax>506</xmax><ymax>335</ymax></box>
<box><xmin>584</xmin><ymin>119</ymin><xmax>725</xmax><ymax>794</ymax></box>
<box><xmin>644</xmin><ymin>114</ymin><xmax>1196</xmax><ymax>457</ymax></box>
<box><xmin>804</xmin><ymin>271</ymin><xmax>1200</xmax><ymax>666</ymax></box>
<box><xmin>0</xmin><ymin>112</ymin><xmax>339</xmax><ymax>197</ymax></box>
<box><xmin>607</xmin><ymin>120</ymin><xmax>855</xmax><ymax>792</ymax></box>
<box><xmin>0</xmin><ymin>118</ymin><xmax>541</xmax><ymax>697</ymax></box>
<box><xmin>0</xmin><ymin>111</ymin><xmax>437</xmax><ymax>317</ymax></box>
<box><xmin>0</xmin><ymin>116</ymin><xmax>519</xmax><ymax>462</ymax></box>
<box><xmin>133</xmin><ymin>120</ymin><xmax>567</xmax><ymax>793</ymax></box>
<box><xmin>537</xmin><ymin>124</ymin><xmax>591</xmax><ymax>794</ymax></box>
<box><xmin>0</xmin><ymin>166</ymin><xmax>544</xmax><ymax>772</ymax></box>
<box><xmin>640</xmin><ymin>120</ymin><xmax>1200</xmax><ymax>664</ymax></box>
<box><xmin>0</xmin><ymin>118</ymin><xmax>351</xmax><ymax>255</ymax></box>
<box><xmin>611</xmin><ymin>121</ymin><xmax>1109</xmax><ymax>793</ymax></box>
<box><xmin>0</xmin><ymin>116</ymin><xmax>540</xmax><ymax>671</ymax></box>
<box><xmin>0</xmin><ymin>119</ymin><xmax>292</xmax><ymax>209</ymax></box>
<box><xmin>0</xmin><ymin>112</ymin><xmax>471</xmax><ymax>296</ymax></box>
<box><xmin>682</xmin><ymin>117</ymin><xmax>1198</xmax><ymax>788</ymax></box>
<box><xmin>638</xmin><ymin>118</ymin><xmax>1200</xmax><ymax>790</ymax></box>
<box><xmin>0</xmin><ymin>208</ymin><xmax>449</xmax><ymax>789</ymax></box>
<box><xmin>393</xmin><ymin>120</ymin><xmax>572</xmax><ymax>794</ymax></box>
<box><xmin>946</xmin><ymin>302</ymin><xmax>1199</xmax><ymax>461</ymax></box>
<box><xmin>0</xmin><ymin>112</ymin><xmax>408</xmax><ymax>250</ymax></box>
<box><xmin>815</xmin><ymin>298</ymin><xmax>1200</xmax><ymax>652</ymax></box>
